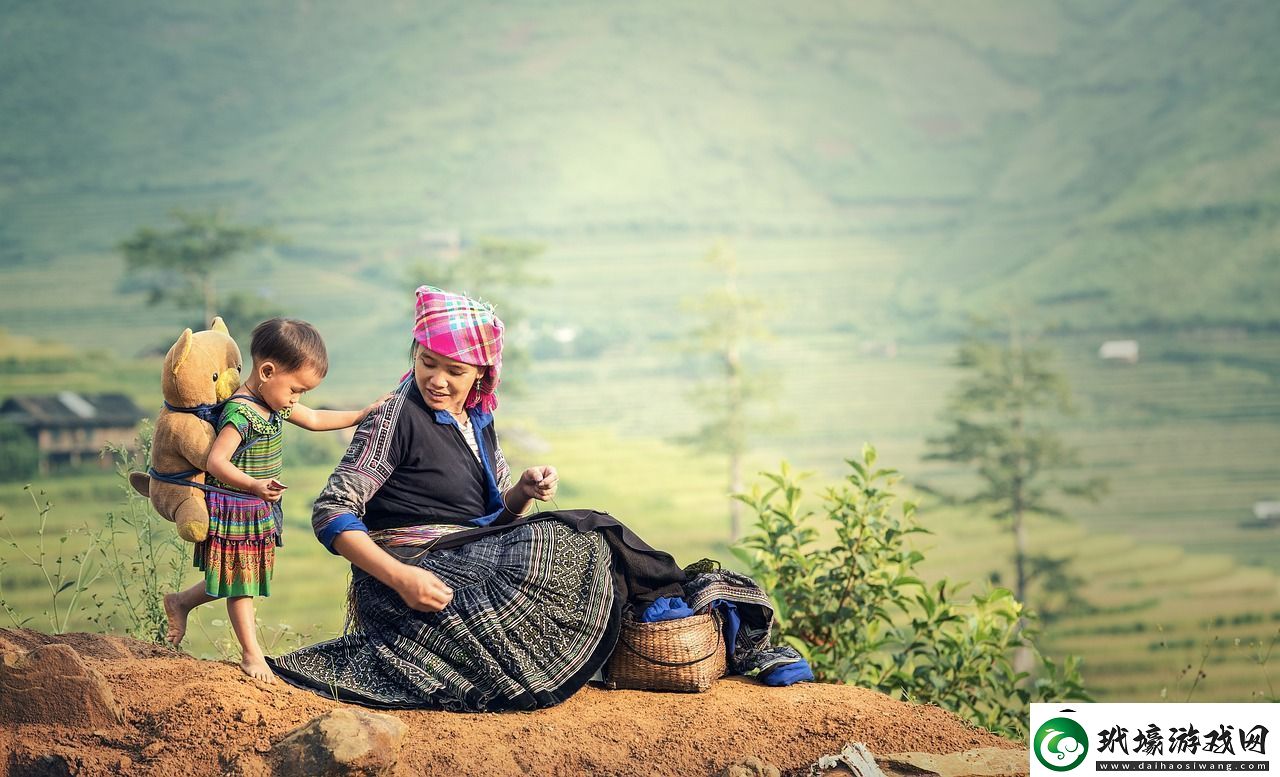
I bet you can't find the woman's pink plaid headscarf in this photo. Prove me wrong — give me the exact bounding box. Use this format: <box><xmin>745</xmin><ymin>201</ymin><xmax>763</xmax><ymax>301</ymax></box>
<box><xmin>412</xmin><ymin>285</ymin><xmax>504</xmax><ymax>414</ymax></box>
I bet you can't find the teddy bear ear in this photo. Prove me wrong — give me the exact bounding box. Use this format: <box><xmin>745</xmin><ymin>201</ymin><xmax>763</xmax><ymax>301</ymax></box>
<box><xmin>210</xmin><ymin>317</ymin><xmax>229</xmax><ymax>335</ymax></box>
<box><xmin>171</xmin><ymin>328</ymin><xmax>194</xmax><ymax>376</ymax></box>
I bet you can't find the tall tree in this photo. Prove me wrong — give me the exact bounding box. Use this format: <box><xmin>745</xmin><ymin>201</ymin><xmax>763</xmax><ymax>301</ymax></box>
<box><xmin>119</xmin><ymin>208</ymin><xmax>278</xmax><ymax>327</ymax></box>
<box><xmin>926</xmin><ymin>320</ymin><xmax>1106</xmax><ymax>617</ymax></box>
<box><xmin>680</xmin><ymin>240</ymin><xmax>771</xmax><ymax>540</ymax></box>
<box><xmin>404</xmin><ymin>236</ymin><xmax>546</xmax><ymax>388</ymax></box>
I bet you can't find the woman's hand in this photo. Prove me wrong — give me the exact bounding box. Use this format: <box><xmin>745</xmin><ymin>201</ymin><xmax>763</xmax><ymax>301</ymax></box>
<box><xmin>391</xmin><ymin>565</ymin><xmax>454</xmax><ymax>612</ymax></box>
<box><xmin>518</xmin><ymin>466</ymin><xmax>558</xmax><ymax>502</ymax></box>
<box><xmin>248</xmin><ymin>478</ymin><xmax>285</xmax><ymax>503</ymax></box>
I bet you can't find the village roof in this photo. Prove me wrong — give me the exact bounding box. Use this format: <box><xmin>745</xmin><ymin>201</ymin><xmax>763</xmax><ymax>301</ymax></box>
<box><xmin>0</xmin><ymin>392</ymin><xmax>145</xmax><ymax>429</ymax></box>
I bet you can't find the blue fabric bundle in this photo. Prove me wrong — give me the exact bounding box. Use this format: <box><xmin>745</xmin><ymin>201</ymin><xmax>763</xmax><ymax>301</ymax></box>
<box><xmin>759</xmin><ymin>657</ymin><xmax>815</xmax><ymax>686</ymax></box>
<box><xmin>640</xmin><ymin>596</ymin><xmax>696</xmax><ymax>622</ymax></box>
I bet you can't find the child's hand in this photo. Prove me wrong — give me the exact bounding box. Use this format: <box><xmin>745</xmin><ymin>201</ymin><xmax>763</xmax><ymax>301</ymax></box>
<box><xmin>358</xmin><ymin>392</ymin><xmax>395</xmax><ymax>422</ymax></box>
<box><xmin>248</xmin><ymin>478</ymin><xmax>285</xmax><ymax>503</ymax></box>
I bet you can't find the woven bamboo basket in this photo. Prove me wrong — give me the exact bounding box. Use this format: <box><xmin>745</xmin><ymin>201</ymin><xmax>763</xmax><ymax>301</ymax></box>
<box><xmin>604</xmin><ymin>610</ymin><xmax>726</xmax><ymax>692</ymax></box>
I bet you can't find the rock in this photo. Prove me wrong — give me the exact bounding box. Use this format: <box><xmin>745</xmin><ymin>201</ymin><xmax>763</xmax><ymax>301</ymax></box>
<box><xmin>0</xmin><ymin>644</ymin><xmax>124</xmax><ymax>728</ymax></box>
<box><xmin>269</xmin><ymin>707</ymin><xmax>408</xmax><ymax>777</ymax></box>
<box><xmin>718</xmin><ymin>755</ymin><xmax>782</xmax><ymax>777</ymax></box>
<box><xmin>117</xmin><ymin>755</ymin><xmax>133</xmax><ymax>771</ymax></box>
<box><xmin>6</xmin><ymin>751</ymin><xmax>73</xmax><ymax>777</ymax></box>
<box><xmin>811</xmin><ymin>743</ymin><xmax>888</xmax><ymax>777</ymax></box>
<box><xmin>142</xmin><ymin>740</ymin><xmax>167</xmax><ymax>758</ymax></box>
<box><xmin>878</xmin><ymin>748</ymin><xmax>1029</xmax><ymax>777</ymax></box>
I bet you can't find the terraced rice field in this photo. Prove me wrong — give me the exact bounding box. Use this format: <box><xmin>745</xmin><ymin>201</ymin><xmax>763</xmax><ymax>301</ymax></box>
<box><xmin>1</xmin><ymin>414</ymin><xmax>1277</xmax><ymax>701</ymax></box>
<box><xmin>3</xmin><ymin>253</ymin><xmax>1277</xmax><ymax>701</ymax></box>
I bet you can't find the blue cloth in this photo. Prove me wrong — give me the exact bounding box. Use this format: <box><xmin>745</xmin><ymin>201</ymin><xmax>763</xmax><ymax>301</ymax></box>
<box><xmin>319</xmin><ymin>512</ymin><xmax>370</xmax><ymax>554</ymax></box>
<box><xmin>640</xmin><ymin>596</ymin><xmax>696</xmax><ymax>622</ymax></box>
<box><xmin>711</xmin><ymin>599</ymin><xmax>740</xmax><ymax>659</ymax></box>
<box><xmin>759</xmin><ymin>657</ymin><xmax>814</xmax><ymax>686</ymax></box>
<box><xmin>710</xmin><ymin>597</ymin><xmax>810</xmax><ymax>685</ymax></box>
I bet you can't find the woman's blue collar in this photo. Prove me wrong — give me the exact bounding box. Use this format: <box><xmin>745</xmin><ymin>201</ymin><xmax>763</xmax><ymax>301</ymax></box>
<box><xmin>431</xmin><ymin>407</ymin><xmax>493</xmax><ymax>431</ymax></box>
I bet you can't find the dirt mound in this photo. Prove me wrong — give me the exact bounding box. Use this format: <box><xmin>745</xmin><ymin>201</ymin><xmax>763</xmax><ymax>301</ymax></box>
<box><xmin>0</xmin><ymin>629</ymin><xmax>1025</xmax><ymax>776</ymax></box>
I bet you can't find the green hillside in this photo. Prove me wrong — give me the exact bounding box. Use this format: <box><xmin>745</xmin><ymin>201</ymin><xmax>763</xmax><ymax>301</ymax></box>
<box><xmin>2</xmin><ymin>1</ymin><xmax>1279</xmax><ymax>340</ymax></box>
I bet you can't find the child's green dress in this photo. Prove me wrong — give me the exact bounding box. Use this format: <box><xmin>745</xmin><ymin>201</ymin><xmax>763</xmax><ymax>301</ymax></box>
<box><xmin>192</xmin><ymin>399</ymin><xmax>289</xmax><ymax>598</ymax></box>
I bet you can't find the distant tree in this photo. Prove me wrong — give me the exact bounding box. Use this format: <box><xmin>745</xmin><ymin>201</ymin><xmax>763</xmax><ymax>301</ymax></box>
<box><xmin>0</xmin><ymin>421</ymin><xmax>38</xmax><ymax>482</ymax></box>
<box><xmin>679</xmin><ymin>240</ymin><xmax>771</xmax><ymax>540</ymax></box>
<box><xmin>404</xmin><ymin>237</ymin><xmax>547</xmax><ymax>390</ymax></box>
<box><xmin>214</xmin><ymin>291</ymin><xmax>287</xmax><ymax>344</ymax></box>
<box><xmin>926</xmin><ymin>320</ymin><xmax>1106</xmax><ymax>622</ymax></box>
<box><xmin>118</xmin><ymin>208</ymin><xmax>280</xmax><ymax>327</ymax></box>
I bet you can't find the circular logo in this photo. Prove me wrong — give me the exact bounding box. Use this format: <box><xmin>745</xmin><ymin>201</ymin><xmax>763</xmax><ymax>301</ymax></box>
<box><xmin>1034</xmin><ymin>716</ymin><xmax>1089</xmax><ymax>772</ymax></box>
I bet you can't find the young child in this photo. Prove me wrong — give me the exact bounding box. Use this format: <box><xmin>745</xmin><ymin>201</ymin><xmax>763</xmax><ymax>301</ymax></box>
<box><xmin>163</xmin><ymin>317</ymin><xmax>386</xmax><ymax>681</ymax></box>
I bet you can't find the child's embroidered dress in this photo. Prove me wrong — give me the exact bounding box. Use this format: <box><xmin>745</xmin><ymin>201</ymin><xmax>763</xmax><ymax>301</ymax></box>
<box><xmin>193</xmin><ymin>399</ymin><xmax>290</xmax><ymax>598</ymax></box>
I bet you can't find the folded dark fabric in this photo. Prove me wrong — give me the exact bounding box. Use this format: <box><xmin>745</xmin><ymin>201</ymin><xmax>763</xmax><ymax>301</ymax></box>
<box><xmin>684</xmin><ymin>568</ymin><xmax>805</xmax><ymax>677</ymax></box>
<box><xmin>425</xmin><ymin>508</ymin><xmax>689</xmax><ymax>607</ymax></box>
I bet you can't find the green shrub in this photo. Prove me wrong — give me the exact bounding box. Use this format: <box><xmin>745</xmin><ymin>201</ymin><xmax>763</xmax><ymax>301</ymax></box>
<box><xmin>732</xmin><ymin>445</ymin><xmax>1090</xmax><ymax>739</ymax></box>
<box><xmin>0</xmin><ymin>420</ymin><xmax>39</xmax><ymax>482</ymax></box>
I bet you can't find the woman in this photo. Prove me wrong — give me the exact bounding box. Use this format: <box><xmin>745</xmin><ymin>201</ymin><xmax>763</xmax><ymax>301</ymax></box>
<box><xmin>270</xmin><ymin>286</ymin><xmax>801</xmax><ymax>710</ymax></box>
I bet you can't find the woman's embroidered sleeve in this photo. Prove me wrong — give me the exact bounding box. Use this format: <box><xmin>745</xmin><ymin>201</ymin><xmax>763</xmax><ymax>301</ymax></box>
<box><xmin>311</xmin><ymin>382</ymin><xmax>408</xmax><ymax>553</ymax></box>
<box><xmin>494</xmin><ymin>435</ymin><xmax>512</xmax><ymax>492</ymax></box>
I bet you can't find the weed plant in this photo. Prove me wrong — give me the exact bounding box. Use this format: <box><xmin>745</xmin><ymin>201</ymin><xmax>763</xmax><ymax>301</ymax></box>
<box><xmin>95</xmin><ymin>426</ymin><xmax>188</xmax><ymax>643</ymax></box>
<box><xmin>0</xmin><ymin>485</ymin><xmax>104</xmax><ymax>633</ymax></box>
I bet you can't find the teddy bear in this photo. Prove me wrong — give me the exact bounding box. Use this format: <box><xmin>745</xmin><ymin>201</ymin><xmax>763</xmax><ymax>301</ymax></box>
<box><xmin>129</xmin><ymin>317</ymin><xmax>243</xmax><ymax>542</ymax></box>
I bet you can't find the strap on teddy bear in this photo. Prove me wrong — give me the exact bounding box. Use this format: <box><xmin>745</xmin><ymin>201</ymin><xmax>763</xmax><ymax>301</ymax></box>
<box><xmin>162</xmin><ymin>399</ymin><xmax>226</xmax><ymax>425</ymax></box>
<box><xmin>149</xmin><ymin>393</ymin><xmax>283</xmax><ymax>496</ymax></box>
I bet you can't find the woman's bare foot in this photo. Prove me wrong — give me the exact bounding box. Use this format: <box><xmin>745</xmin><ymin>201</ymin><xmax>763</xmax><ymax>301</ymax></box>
<box><xmin>164</xmin><ymin>593</ymin><xmax>189</xmax><ymax>646</ymax></box>
<box><xmin>240</xmin><ymin>654</ymin><xmax>275</xmax><ymax>683</ymax></box>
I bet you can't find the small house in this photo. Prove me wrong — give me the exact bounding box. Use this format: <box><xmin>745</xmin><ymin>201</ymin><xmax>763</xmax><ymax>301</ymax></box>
<box><xmin>1098</xmin><ymin>340</ymin><xmax>1139</xmax><ymax>364</ymax></box>
<box><xmin>0</xmin><ymin>392</ymin><xmax>145</xmax><ymax>473</ymax></box>
<box><xmin>1254</xmin><ymin>501</ymin><xmax>1280</xmax><ymax>525</ymax></box>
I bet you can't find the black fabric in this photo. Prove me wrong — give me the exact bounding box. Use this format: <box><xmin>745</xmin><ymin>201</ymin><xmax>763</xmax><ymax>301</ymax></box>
<box><xmin>362</xmin><ymin>384</ymin><xmax>498</xmax><ymax>531</ymax></box>
<box><xmin>414</xmin><ymin>508</ymin><xmax>688</xmax><ymax>607</ymax></box>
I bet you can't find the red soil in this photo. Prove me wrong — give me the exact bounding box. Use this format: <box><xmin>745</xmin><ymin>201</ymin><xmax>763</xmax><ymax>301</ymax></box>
<box><xmin>0</xmin><ymin>628</ymin><xmax>1022</xmax><ymax>776</ymax></box>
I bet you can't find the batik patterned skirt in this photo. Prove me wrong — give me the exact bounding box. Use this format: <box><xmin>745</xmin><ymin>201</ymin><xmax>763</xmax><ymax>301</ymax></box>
<box><xmin>193</xmin><ymin>490</ymin><xmax>281</xmax><ymax>598</ymax></box>
<box><xmin>269</xmin><ymin>519</ymin><xmax>617</xmax><ymax>711</ymax></box>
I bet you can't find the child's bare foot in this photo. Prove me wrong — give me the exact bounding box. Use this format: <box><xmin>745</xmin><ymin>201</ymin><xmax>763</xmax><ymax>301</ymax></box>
<box><xmin>164</xmin><ymin>593</ymin><xmax>189</xmax><ymax>646</ymax></box>
<box><xmin>240</xmin><ymin>654</ymin><xmax>275</xmax><ymax>683</ymax></box>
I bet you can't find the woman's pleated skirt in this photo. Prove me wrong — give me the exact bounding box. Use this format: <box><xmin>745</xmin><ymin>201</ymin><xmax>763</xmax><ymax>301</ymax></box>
<box><xmin>269</xmin><ymin>519</ymin><xmax>617</xmax><ymax>711</ymax></box>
